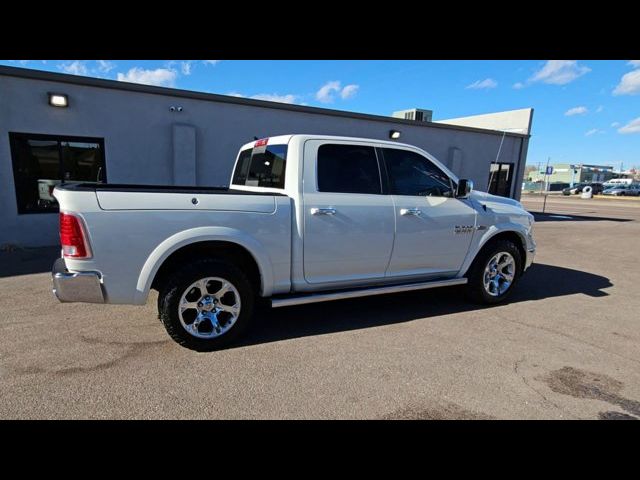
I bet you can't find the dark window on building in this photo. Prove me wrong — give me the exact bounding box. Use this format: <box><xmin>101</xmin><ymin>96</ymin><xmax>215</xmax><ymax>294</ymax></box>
<box><xmin>382</xmin><ymin>148</ymin><xmax>454</xmax><ymax>197</ymax></box>
<box><xmin>232</xmin><ymin>144</ymin><xmax>287</xmax><ymax>189</ymax></box>
<box><xmin>317</xmin><ymin>144</ymin><xmax>381</xmax><ymax>194</ymax></box>
<box><xmin>9</xmin><ymin>133</ymin><xmax>106</xmax><ymax>214</ymax></box>
<box><xmin>488</xmin><ymin>163</ymin><xmax>513</xmax><ymax>197</ymax></box>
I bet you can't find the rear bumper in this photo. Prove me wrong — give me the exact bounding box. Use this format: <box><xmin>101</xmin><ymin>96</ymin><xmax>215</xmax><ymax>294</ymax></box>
<box><xmin>52</xmin><ymin>258</ymin><xmax>105</xmax><ymax>303</ymax></box>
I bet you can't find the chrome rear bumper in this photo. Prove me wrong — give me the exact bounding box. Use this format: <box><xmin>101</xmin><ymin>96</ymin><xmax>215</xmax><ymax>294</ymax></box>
<box><xmin>52</xmin><ymin>258</ymin><xmax>105</xmax><ymax>303</ymax></box>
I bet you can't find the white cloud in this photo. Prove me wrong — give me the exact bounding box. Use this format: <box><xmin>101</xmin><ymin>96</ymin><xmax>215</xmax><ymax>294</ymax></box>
<box><xmin>466</xmin><ymin>78</ymin><xmax>497</xmax><ymax>89</ymax></box>
<box><xmin>181</xmin><ymin>61</ymin><xmax>192</xmax><ymax>75</ymax></box>
<box><xmin>611</xmin><ymin>122</ymin><xmax>620</xmax><ymax>127</ymax></box>
<box><xmin>316</xmin><ymin>80</ymin><xmax>341</xmax><ymax>103</ymax></box>
<box><xmin>585</xmin><ymin>129</ymin><xmax>603</xmax><ymax>136</ymax></box>
<box><xmin>529</xmin><ymin>60</ymin><xmax>591</xmax><ymax>85</ymax></box>
<box><xmin>250</xmin><ymin>93</ymin><xmax>297</xmax><ymax>104</ymax></box>
<box><xmin>226</xmin><ymin>92</ymin><xmax>244</xmax><ymax>97</ymax></box>
<box><xmin>58</xmin><ymin>61</ymin><xmax>89</xmax><ymax>76</ymax></box>
<box><xmin>596</xmin><ymin>105</ymin><xmax>604</xmax><ymax>113</ymax></box>
<box><xmin>565</xmin><ymin>106</ymin><xmax>588</xmax><ymax>116</ymax></box>
<box><xmin>315</xmin><ymin>81</ymin><xmax>360</xmax><ymax>103</ymax></box>
<box><xmin>97</xmin><ymin>60</ymin><xmax>115</xmax><ymax>73</ymax></box>
<box><xmin>513</xmin><ymin>82</ymin><xmax>525</xmax><ymax>90</ymax></box>
<box><xmin>116</xmin><ymin>67</ymin><xmax>177</xmax><ymax>87</ymax></box>
<box><xmin>618</xmin><ymin>117</ymin><xmax>640</xmax><ymax>134</ymax></box>
<box><xmin>628</xmin><ymin>60</ymin><xmax>640</xmax><ymax>68</ymax></box>
<box><xmin>203</xmin><ymin>60</ymin><xmax>220</xmax><ymax>65</ymax></box>
<box><xmin>340</xmin><ymin>84</ymin><xmax>359</xmax><ymax>99</ymax></box>
<box><xmin>613</xmin><ymin>69</ymin><xmax>640</xmax><ymax>95</ymax></box>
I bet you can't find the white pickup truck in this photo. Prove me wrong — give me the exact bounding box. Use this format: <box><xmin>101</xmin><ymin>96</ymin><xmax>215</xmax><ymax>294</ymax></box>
<box><xmin>52</xmin><ymin>134</ymin><xmax>536</xmax><ymax>351</ymax></box>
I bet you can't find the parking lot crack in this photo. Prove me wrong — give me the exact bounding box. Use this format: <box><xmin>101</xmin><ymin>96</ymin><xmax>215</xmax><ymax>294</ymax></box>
<box><xmin>514</xmin><ymin>356</ymin><xmax>579</xmax><ymax>419</ymax></box>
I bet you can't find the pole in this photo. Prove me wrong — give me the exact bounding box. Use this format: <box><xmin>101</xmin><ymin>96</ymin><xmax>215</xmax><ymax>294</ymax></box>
<box><xmin>542</xmin><ymin>157</ymin><xmax>550</xmax><ymax>214</ymax></box>
<box><xmin>538</xmin><ymin>162</ymin><xmax>544</xmax><ymax>197</ymax></box>
<box><xmin>570</xmin><ymin>165</ymin><xmax>575</xmax><ymax>188</ymax></box>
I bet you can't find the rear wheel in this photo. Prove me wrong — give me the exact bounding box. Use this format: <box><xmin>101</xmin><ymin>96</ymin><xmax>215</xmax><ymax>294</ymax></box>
<box><xmin>158</xmin><ymin>259</ymin><xmax>255</xmax><ymax>351</ymax></box>
<box><xmin>465</xmin><ymin>239</ymin><xmax>522</xmax><ymax>304</ymax></box>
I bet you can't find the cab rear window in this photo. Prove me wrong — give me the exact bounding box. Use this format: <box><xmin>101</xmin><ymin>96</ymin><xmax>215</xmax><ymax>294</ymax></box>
<box><xmin>232</xmin><ymin>144</ymin><xmax>287</xmax><ymax>189</ymax></box>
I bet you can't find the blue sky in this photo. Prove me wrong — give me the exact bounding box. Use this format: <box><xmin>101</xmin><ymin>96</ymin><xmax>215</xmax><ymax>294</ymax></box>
<box><xmin>3</xmin><ymin>60</ymin><xmax>640</xmax><ymax>170</ymax></box>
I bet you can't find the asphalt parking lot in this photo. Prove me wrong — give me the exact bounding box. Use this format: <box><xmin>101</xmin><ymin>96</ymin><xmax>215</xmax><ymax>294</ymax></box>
<box><xmin>1</xmin><ymin>194</ymin><xmax>639</xmax><ymax>419</ymax></box>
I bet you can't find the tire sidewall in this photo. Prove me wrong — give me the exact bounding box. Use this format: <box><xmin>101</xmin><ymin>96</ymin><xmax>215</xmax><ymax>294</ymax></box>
<box><xmin>159</xmin><ymin>259</ymin><xmax>255</xmax><ymax>351</ymax></box>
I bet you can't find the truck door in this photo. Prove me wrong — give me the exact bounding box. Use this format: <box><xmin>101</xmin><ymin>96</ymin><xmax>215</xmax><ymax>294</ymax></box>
<box><xmin>380</xmin><ymin>147</ymin><xmax>477</xmax><ymax>278</ymax></box>
<box><xmin>302</xmin><ymin>141</ymin><xmax>395</xmax><ymax>285</ymax></box>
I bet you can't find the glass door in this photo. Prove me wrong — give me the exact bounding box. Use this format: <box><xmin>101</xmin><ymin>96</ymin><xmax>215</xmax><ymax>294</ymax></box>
<box><xmin>488</xmin><ymin>163</ymin><xmax>514</xmax><ymax>197</ymax></box>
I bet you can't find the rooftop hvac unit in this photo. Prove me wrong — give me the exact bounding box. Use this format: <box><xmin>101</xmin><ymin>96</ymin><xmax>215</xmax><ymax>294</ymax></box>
<box><xmin>391</xmin><ymin>108</ymin><xmax>433</xmax><ymax>122</ymax></box>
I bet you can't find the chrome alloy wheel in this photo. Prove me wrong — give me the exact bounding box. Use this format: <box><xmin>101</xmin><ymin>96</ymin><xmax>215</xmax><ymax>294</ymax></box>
<box><xmin>483</xmin><ymin>252</ymin><xmax>516</xmax><ymax>297</ymax></box>
<box><xmin>178</xmin><ymin>277</ymin><xmax>241</xmax><ymax>339</ymax></box>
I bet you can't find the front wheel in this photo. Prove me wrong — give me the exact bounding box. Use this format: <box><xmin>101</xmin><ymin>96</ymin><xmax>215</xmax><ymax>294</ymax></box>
<box><xmin>158</xmin><ymin>259</ymin><xmax>255</xmax><ymax>351</ymax></box>
<box><xmin>465</xmin><ymin>239</ymin><xmax>522</xmax><ymax>304</ymax></box>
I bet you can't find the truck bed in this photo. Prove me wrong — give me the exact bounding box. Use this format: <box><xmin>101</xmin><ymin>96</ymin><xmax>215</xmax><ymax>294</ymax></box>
<box><xmin>55</xmin><ymin>182</ymin><xmax>286</xmax><ymax>195</ymax></box>
<box><xmin>56</xmin><ymin>183</ymin><xmax>286</xmax><ymax>212</ymax></box>
<box><xmin>53</xmin><ymin>182</ymin><xmax>293</xmax><ymax>304</ymax></box>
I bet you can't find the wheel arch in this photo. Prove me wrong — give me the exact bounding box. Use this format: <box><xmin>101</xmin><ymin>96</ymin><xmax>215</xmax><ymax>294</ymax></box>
<box><xmin>462</xmin><ymin>228</ymin><xmax>528</xmax><ymax>278</ymax></box>
<box><xmin>134</xmin><ymin>227</ymin><xmax>273</xmax><ymax>304</ymax></box>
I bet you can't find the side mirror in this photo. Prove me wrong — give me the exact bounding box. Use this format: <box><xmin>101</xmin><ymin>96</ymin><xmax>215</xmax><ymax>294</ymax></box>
<box><xmin>456</xmin><ymin>179</ymin><xmax>473</xmax><ymax>198</ymax></box>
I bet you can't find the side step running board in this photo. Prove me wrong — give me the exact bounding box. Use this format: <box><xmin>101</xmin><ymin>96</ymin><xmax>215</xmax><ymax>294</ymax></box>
<box><xmin>270</xmin><ymin>278</ymin><xmax>467</xmax><ymax>308</ymax></box>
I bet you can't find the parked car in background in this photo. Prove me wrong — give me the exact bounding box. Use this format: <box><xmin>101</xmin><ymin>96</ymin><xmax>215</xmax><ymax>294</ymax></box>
<box><xmin>603</xmin><ymin>179</ymin><xmax>633</xmax><ymax>188</ymax></box>
<box><xmin>602</xmin><ymin>184</ymin><xmax>640</xmax><ymax>196</ymax></box>
<box><xmin>562</xmin><ymin>182</ymin><xmax>604</xmax><ymax>196</ymax></box>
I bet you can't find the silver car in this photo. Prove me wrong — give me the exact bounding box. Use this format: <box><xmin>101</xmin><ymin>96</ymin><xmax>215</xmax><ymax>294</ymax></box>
<box><xmin>602</xmin><ymin>184</ymin><xmax>640</xmax><ymax>196</ymax></box>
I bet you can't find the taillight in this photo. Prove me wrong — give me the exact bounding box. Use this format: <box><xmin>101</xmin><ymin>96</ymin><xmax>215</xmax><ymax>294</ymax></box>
<box><xmin>59</xmin><ymin>212</ymin><xmax>92</xmax><ymax>258</ymax></box>
<box><xmin>254</xmin><ymin>138</ymin><xmax>268</xmax><ymax>147</ymax></box>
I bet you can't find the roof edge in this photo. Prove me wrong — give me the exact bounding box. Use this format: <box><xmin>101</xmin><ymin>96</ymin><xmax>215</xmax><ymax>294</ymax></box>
<box><xmin>0</xmin><ymin>65</ymin><xmax>530</xmax><ymax>139</ymax></box>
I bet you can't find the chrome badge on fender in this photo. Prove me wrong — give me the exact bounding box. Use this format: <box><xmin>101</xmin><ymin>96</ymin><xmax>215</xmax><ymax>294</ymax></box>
<box><xmin>454</xmin><ymin>225</ymin><xmax>475</xmax><ymax>234</ymax></box>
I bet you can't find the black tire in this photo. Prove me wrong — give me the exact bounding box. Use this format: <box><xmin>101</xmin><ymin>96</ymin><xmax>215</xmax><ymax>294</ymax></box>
<box><xmin>158</xmin><ymin>258</ymin><xmax>255</xmax><ymax>351</ymax></box>
<box><xmin>465</xmin><ymin>239</ymin><xmax>522</xmax><ymax>305</ymax></box>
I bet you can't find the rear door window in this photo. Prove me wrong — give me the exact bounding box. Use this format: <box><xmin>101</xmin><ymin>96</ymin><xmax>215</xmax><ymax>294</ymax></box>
<box><xmin>317</xmin><ymin>144</ymin><xmax>382</xmax><ymax>194</ymax></box>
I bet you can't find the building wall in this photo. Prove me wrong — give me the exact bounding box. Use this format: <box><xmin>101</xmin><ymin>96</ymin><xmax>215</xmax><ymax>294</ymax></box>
<box><xmin>0</xmin><ymin>73</ymin><xmax>529</xmax><ymax>247</ymax></box>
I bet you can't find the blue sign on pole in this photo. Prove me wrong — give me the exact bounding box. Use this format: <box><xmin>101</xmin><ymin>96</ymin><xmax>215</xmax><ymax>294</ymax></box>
<box><xmin>545</xmin><ymin>166</ymin><xmax>554</xmax><ymax>175</ymax></box>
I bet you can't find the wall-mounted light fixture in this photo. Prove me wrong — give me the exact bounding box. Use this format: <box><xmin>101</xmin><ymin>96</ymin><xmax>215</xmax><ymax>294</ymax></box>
<box><xmin>48</xmin><ymin>93</ymin><xmax>68</xmax><ymax>108</ymax></box>
<box><xmin>389</xmin><ymin>130</ymin><xmax>401</xmax><ymax>140</ymax></box>
<box><xmin>170</xmin><ymin>106</ymin><xmax>183</xmax><ymax>112</ymax></box>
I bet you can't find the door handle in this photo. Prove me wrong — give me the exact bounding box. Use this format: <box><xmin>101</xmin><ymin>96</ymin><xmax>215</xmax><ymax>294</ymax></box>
<box><xmin>400</xmin><ymin>208</ymin><xmax>421</xmax><ymax>216</ymax></box>
<box><xmin>311</xmin><ymin>207</ymin><xmax>337</xmax><ymax>216</ymax></box>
